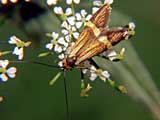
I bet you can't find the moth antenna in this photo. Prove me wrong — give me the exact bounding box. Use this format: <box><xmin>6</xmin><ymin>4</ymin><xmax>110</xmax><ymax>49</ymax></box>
<box><xmin>9</xmin><ymin>60</ymin><xmax>60</xmax><ymax>69</ymax></box>
<box><xmin>63</xmin><ymin>71</ymin><xmax>71</xmax><ymax>120</ymax></box>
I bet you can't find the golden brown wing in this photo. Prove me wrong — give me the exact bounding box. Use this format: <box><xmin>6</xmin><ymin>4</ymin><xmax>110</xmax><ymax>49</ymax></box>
<box><xmin>68</xmin><ymin>26</ymin><xmax>96</xmax><ymax>58</ymax></box>
<box><xmin>90</xmin><ymin>3</ymin><xmax>112</xmax><ymax>28</ymax></box>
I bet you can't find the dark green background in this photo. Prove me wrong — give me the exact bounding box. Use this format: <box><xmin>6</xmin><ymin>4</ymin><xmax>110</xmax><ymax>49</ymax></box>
<box><xmin>0</xmin><ymin>0</ymin><xmax>159</xmax><ymax>120</ymax></box>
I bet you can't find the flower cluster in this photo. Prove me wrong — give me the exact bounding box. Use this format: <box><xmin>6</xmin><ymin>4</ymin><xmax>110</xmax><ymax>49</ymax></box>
<box><xmin>9</xmin><ymin>36</ymin><xmax>31</xmax><ymax>60</ymax></box>
<box><xmin>45</xmin><ymin>0</ymin><xmax>116</xmax><ymax>84</ymax></box>
<box><xmin>0</xmin><ymin>36</ymin><xmax>31</xmax><ymax>82</ymax></box>
<box><xmin>0</xmin><ymin>60</ymin><xmax>17</xmax><ymax>81</ymax></box>
<box><xmin>44</xmin><ymin>0</ymin><xmax>136</xmax><ymax>95</ymax></box>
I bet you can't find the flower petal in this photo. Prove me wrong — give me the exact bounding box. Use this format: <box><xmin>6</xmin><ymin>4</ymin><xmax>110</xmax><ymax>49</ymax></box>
<box><xmin>104</xmin><ymin>0</ymin><xmax>113</xmax><ymax>4</ymax></box>
<box><xmin>66</xmin><ymin>0</ymin><xmax>72</xmax><ymax>5</ymax></box>
<box><xmin>61</xmin><ymin>29</ymin><xmax>69</xmax><ymax>35</ymax></box>
<box><xmin>67</xmin><ymin>16</ymin><xmax>76</xmax><ymax>26</ymax></box>
<box><xmin>76</xmin><ymin>21</ymin><xmax>83</xmax><ymax>28</ymax></box>
<box><xmin>7</xmin><ymin>67</ymin><xmax>17</xmax><ymax>78</ymax></box>
<box><xmin>101</xmin><ymin>71</ymin><xmax>110</xmax><ymax>79</ymax></box>
<box><xmin>53</xmin><ymin>6</ymin><xmax>63</xmax><ymax>15</ymax></box>
<box><xmin>47</xmin><ymin>0</ymin><xmax>58</xmax><ymax>5</ymax></box>
<box><xmin>57</xmin><ymin>37</ymin><xmax>66</xmax><ymax>45</ymax></box>
<box><xmin>75</xmin><ymin>13</ymin><xmax>82</xmax><ymax>21</ymax></box>
<box><xmin>65</xmin><ymin>7</ymin><xmax>72</xmax><ymax>16</ymax></box>
<box><xmin>73</xmin><ymin>0</ymin><xmax>80</xmax><ymax>4</ymax></box>
<box><xmin>92</xmin><ymin>7</ymin><xmax>99</xmax><ymax>14</ymax></box>
<box><xmin>90</xmin><ymin>73</ymin><xmax>97</xmax><ymax>81</ymax></box>
<box><xmin>0</xmin><ymin>74</ymin><xmax>8</xmax><ymax>82</ymax></box>
<box><xmin>58</xmin><ymin>54</ymin><xmax>65</xmax><ymax>59</ymax></box>
<box><xmin>0</xmin><ymin>60</ymin><xmax>9</xmax><ymax>68</ymax></box>
<box><xmin>54</xmin><ymin>44</ymin><xmax>62</xmax><ymax>53</ymax></box>
<box><xmin>73</xmin><ymin>32</ymin><xmax>79</xmax><ymax>39</ymax></box>
<box><xmin>80</xmin><ymin>9</ymin><xmax>87</xmax><ymax>17</ymax></box>
<box><xmin>46</xmin><ymin>43</ymin><xmax>53</xmax><ymax>50</ymax></box>
<box><xmin>52</xmin><ymin>32</ymin><xmax>59</xmax><ymax>39</ymax></box>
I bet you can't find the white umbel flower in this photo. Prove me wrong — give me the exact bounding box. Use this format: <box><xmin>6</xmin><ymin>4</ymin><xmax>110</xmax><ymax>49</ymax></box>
<box><xmin>46</xmin><ymin>32</ymin><xmax>59</xmax><ymax>50</ymax></box>
<box><xmin>75</xmin><ymin>9</ymin><xmax>92</xmax><ymax>28</ymax></box>
<box><xmin>0</xmin><ymin>60</ymin><xmax>17</xmax><ymax>82</ymax></box>
<box><xmin>9</xmin><ymin>36</ymin><xmax>31</xmax><ymax>60</ymax></box>
<box><xmin>13</xmin><ymin>47</ymin><xmax>24</xmax><ymax>60</ymax></box>
<box><xmin>61</xmin><ymin>20</ymin><xmax>79</xmax><ymax>40</ymax></box>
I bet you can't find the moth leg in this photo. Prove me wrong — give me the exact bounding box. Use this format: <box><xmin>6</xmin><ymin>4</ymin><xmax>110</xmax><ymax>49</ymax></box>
<box><xmin>100</xmin><ymin>48</ymin><xmax>125</xmax><ymax>62</ymax></box>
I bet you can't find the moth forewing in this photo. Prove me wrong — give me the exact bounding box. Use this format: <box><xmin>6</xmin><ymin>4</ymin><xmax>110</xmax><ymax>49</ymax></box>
<box><xmin>68</xmin><ymin>3</ymin><xmax>112</xmax><ymax>59</ymax></box>
<box><xmin>68</xmin><ymin>26</ymin><xmax>96</xmax><ymax>58</ymax></box>
<box><xmin>91</xmin><ymin>3</ymin><xmax>112</xmax><ymax>28</ymax></box>
<box><xmin>62</xmin><ymin>2</ymin><xmax>135</xmax><ymax>70</ymax></box>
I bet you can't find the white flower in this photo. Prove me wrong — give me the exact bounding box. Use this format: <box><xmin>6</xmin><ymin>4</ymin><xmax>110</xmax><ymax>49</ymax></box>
<box><xmin>57</xmin><ymin>37</ymin><xmax>68</xmax><ymax>47</ymax></box>
<box><xmin>9</xmin><ymin>36</ymin><xmax>31</xmax><ymax>60</ymax></box>
<box><xmin>90</xmin><ymin>72</ymin><xmax>97</xmax><ymax>81</ymax></box>
<box><xmin>54</xmin><ymin>6</ymin><xmax>63</xmax><ymax>15</ymax></box>
<box><xmin>13</xmin><ymin>47</ymin><xmax>24</xmax><ymax>60</ymax></box>
<box><xmin>66</xmin><ymin>0</ymin><xmax>80</xmax><ymax>5</ymax></box>
<box><xmin>54</xmin><ymin>44</ymin><xmax>63</xmax><ymax>53</ymax></box>
<box><xmin>92</xmin><ymin>7</ymin><xmax>100</xmax><ymax>14</ymax></box>
<box><xmin>47</xmin><ymin>0</ymin><xmax>58</xmax><ymax>6</ymax></box>
<box><xmin>83</xmin><ymin>65</ymin><xmax>110</xmax><ymax>82</ymax></box>
<box><xmin>58</xmin><ymin>54</ymin><xmax>65</xmax><ymax>59</ymax></box>
<box><xmin>75</xmin><ymin>9</ymin><xmax>92</xmax><ymax>28</ymax></box>
<box><xmin>61</xmin><ymin>20</ymin><xmax>79</xmax><ymax>40</ymax></box>
<box><xmin>46</xmin><ymin>32</ymin><xmax>59</xmax><ymax>50</ymax></box>
<box><xmin>67</xmin><ymin>16</ymin><xmax>76</xmax><ymax>26</ymax></box>
<box><xmin>65</xmin><ymin>8</ymin><xmax>73</xmax><ymax>16</ymax></box>
<box><xmin>54</xmin><ymin>6</ymin><xmax>73</xmax><ymax>17</ymax></box>
<box><xmin>58</xmin><ymin>61</ymin><xmax>63</xmax><ymax>67</ymax></box>
<box><xmin>107</xmin><ymin>50</ymin><xmax>117</xmax><ymax>61</ymax></box>
<box><xmin>0</xmin><ymin>60</ymin><xmax>9</xmax><ymax>68</ymax></box>
<box><xmin>89</xmin><ymin>65</ymin><xmax>98</xmax><ymax>81</ymax></box>
<box><xmin>82</xmin><ymin>69</ymin><xmax>88</xmax><ymax>74</ymax></box>
<box><xmin>6</xmin><ymin>67</ymin><xmax>17</xmax><ymax>78</ymax></box>
<box><xmin>0</xmin><ymin>60</ymin><xmax>17</xmax><ymax>82</ymax></box>
<box><xmin>92</xmin><ymin>0</ymin><xmax>113</xmax><ymax>14</ymax></box>
<box><xmin>52</xmin><ymin>32</ymin><xmax>59</xmax><ymax>39</ymax></box>
<box><xmin>46</xmin><ymin>43</ymin><xmax>54</xmax><ymax>50</ymax></box>
<box><xmin>93</xmin><ymin>0</ymin><xmax>113</xmax><ymax>7</ymax></box>
<box><xmin>100</xmin><ymin>70</ymin><xmax>110</xmax><ymax>82</ymax></box>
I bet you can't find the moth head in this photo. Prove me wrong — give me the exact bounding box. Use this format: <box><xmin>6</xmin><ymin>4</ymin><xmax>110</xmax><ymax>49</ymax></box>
<box><xmin>62</xmin><ymin>57</ymin><xmax>76</xmax><ymax>70</ymax></box>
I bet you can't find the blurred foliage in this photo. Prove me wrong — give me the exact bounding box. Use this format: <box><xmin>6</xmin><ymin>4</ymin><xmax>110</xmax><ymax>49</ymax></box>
<box><xmin>0</xmin><ymin>0</ymin><xmax>160</xmax><ymax>120</ymax></box>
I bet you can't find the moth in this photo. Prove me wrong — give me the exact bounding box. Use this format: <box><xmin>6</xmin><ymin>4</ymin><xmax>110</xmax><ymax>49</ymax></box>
<box><xmin>62</xmin><ymin>3</ymin><xmax>135</xmax><ymax>71</ymax></box>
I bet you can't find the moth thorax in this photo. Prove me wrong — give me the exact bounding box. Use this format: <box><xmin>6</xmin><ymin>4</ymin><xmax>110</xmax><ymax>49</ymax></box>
<box><xmin>86</xmin><ymin>21</ymin><xmax>100</xmax><ymax>37</ymax></box>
